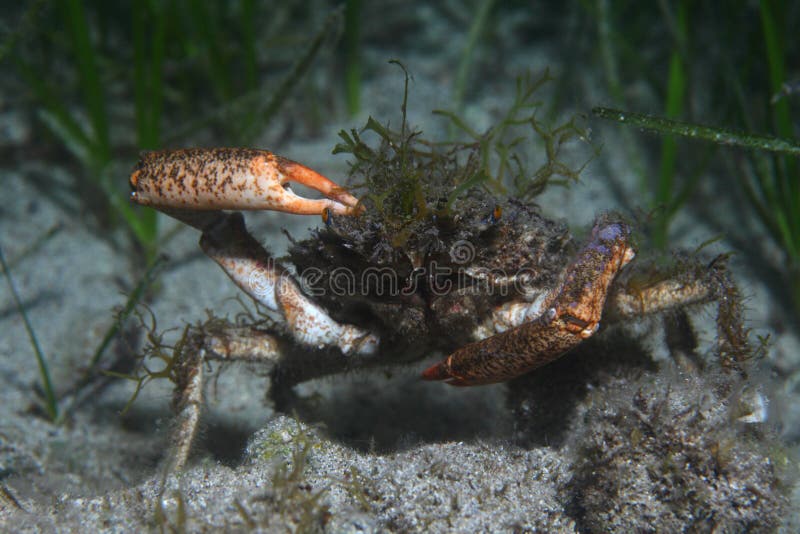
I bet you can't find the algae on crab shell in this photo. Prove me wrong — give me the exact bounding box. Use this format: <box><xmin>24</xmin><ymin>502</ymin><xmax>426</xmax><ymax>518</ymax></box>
<box><xmin>332</xmin><ymin>66</ymin><xmax>592</xmax><ymax>252</ymax></box>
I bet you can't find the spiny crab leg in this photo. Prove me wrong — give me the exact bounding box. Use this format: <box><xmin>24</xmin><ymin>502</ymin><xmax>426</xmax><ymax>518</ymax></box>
<box><xmin>129</xmin><ymin>147</ymin><xmax>360</xmax><ymax>216</ymax></box>
<box><xmin>423</xmin><ymin>216</ymin><xmax>635</xmax><ymax>386</ymax></box>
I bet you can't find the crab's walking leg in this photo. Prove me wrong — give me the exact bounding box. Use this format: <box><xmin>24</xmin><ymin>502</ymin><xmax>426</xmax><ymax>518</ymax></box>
<box><xmin>423</xmin><ymin>216</ymin><xmax>635</xmax><ymax>386</ymax></box>
<box><xmin>167</xmin><ymin>326</ymin><xmax>284</xmax><ymax>471</ymax></box>
<box><xmin>169</xmin><ymin>333</ymin><xmax>204</xmax><ymax>472</ymax></box>
<box><xmin>167</xmin><ymin>319</ymin><xmax>380</xmax><ymax>471</ymax></box>
<box><xmin>129</xmin><ymin>147</ymin><xmax>360</xmax><ymax>216</ymax></box>
<box><xmin>607</xmin><ymin>254</ymin><xmax>751</xmax><ymax>369</ymax></box>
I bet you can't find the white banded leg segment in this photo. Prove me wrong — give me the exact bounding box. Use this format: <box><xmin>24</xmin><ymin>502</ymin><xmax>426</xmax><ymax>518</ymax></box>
<box><xmin>609</xmin><ymin>278</ymin><xmax>714</xmax><ymax>318</ymax></box>
<box><xmin>200</xmin><ymin>213</ymin><xmax>378</xmax><ymax>356</ymax></box>
<box><xmin>207</xmin><ymin>248</ymin><xmax>284</xmax><ymax>312</ymax></box>
<box><xmin>204</xmin><ymin>328</ymin><xmax>282</xmax><ymax>364</ymax></box>
<box><xmin>276</xmin><ymin>276</ymin><xmax>379</xmax><ymax>356</ymax></box>
<box><xmin>199</xmin><ymin>213</ymin><xmax>286</xmax><ymax>312</ymax></box>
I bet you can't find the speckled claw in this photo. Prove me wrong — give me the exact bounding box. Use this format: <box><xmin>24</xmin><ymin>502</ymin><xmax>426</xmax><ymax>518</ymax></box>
<box><xmin>129</xmin><ymin>147</ymin><xmax>360</xmax><ymax>216</ymax></box>
<box><xmin>422</xmin><ymin>216</ymin><xmax>636</xmax><ymax>386</ymax></box>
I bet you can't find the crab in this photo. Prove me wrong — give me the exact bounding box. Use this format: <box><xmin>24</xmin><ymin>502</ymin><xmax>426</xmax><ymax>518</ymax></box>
<box><xmin>129</xmin><ymin>146</ymin><xmax>751</xmax><ymax>471</ymax></box>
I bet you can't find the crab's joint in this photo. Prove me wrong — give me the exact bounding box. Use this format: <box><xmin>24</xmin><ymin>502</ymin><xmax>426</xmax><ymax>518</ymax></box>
<box><xmin>129</xmin><ymin>147</ymin><xmax>360</xmax><ymax>216</ymax></box>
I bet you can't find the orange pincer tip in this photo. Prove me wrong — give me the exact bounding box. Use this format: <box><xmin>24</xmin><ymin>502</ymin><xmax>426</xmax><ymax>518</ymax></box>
<box><xmin>421</xmin><ymin>361</ymin><xmax>451</xmax><ymax>381</ymax></box>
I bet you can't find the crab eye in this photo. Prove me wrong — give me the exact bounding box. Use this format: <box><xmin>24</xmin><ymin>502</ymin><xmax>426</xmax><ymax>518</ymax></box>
<box><xmin>491</xmin><ymin>205</ymin><xmax>502</xmax><ymax>223</ymax></box>
<box><xmin>321</xmin><ymin>207</ymin><xmax>332</xmax><ymax>226</ymax></box>
<box><xmin>483</xmin><ymin>204</ymin><xmax>502</xmax><ymax>226</ymax></box>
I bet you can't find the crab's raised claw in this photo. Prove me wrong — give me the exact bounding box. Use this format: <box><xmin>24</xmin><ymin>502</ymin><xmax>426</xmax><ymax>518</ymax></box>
<box><xmin>129</xmin><ymin>147</ymin><xmax>360</xmax><ymax>216</ymax></box>
<box><xmin>422</xmin><ymin>215</ymin><xmax>636</xmax><ymax>386</ymax></box>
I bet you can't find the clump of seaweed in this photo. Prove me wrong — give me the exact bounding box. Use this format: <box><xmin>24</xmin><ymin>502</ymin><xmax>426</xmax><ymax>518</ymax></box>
<box><xmin>332</xmin><ymin>63</ymin><xmax>593</xmax><ymax>254</ymax></box>
<box><xmin>567</xmin><ymin>370</ymin><xmax>789</xmax><ymax>532</ymax></box>
<box><xmin>103</xmin><ymin>308</ymin><xmax>192</xmax><ymax>415</ymax></box>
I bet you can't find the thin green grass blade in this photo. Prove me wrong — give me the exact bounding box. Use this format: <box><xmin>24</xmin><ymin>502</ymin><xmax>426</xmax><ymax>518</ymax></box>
<box><xmin>134</xmin><ymin>0</ymin><xmax>167</xmax><ymax>149</ymax></box>
<box><xmin>595</xmin><ymin>0</ymin><xmax>623</xmax><ymax>102</ymax></box>
<box><xmin>0</xmin><ymin>245</ymin><xmax>58</xmax><ymax>421</ymax></box>
<box><xmin>666</xmin><ymin>149</ymin><xmax>713</xmax><ymax>220</ymax></box>
<box><xmin>236</xmin><ymin>0</ymin><xmax>258</xmax><ymax>137</ymax></box>
<box><xmin>106</xmin><ymin>178</ymin><xmax>157</xmax><ymax>253</ymax></box>
<box><xmin>760</xmin><ymin>0</ymin><xmax>791</xmax><ymax>138</ymax></box>
<box><xmin>252</xmin><ymin>10</ymin><xmax>335</xmax><ymax>133</ymax></box>
<box><xmin>737</xmin><ymin>160</ymin><xmax>781</xmax><ymax>242</ymax></box>
<box><xmin>659</xmin><ymin>49</ymin><xmax>686</xmax><ymax>202</ymax></box>
<box><xmin>149</xmin><ymin>2</ymin><xmax>167</xmax><ymax>144</ymax></box>
<box><xmin>452</xmin><ymin>0</ymin><xmax>496</xmax><ymax>116</ymax></box>
<box><xmin>238</xmin><ymin>8</ymin><xmax>341</xmax><ymax>143</ymax></box>
<box><xmin>166</xmin><ymin>8</ymin><xmax>341</xmax><ymax>144</ymax></box>
<box><xmin>760</xmin><ymin>0</ymin><xmax>799</xmax><ymax>258</ymax></box>
<box><xmin>186</xmin><ymin>0</ymin><xmax>229</xmax><ymax>102</ymax></box>
<box><xmin>62</xmin><ymin>0</ymin><xmax>110</xmax><ymax>165</ymax></box>
<box><xmin>130</xmin><ymin>1</ymin><xmax>167</xmax><ymax>259</ymax></box>
<box><xmin>343</xmin><ymin>0</ymin><xmax>362</xmax><ymax>115</ymax></box>
<box><xmin>36</xmin><ymin>110</ymin><xmax>93</xmax><ymax>168</ymax></box>
<box><xmin>133</xmin><ymin>2</ymin><xmax>149</xmax><ymax>147</ymax></box>
<box><xmin>241</xmin><ymin>0</ymin><xmax>257</xmax><ymax>91</ymax></box>
<box><xmin>593</xmin><ymin>0</ymin><xmax>648</xmax><ymax>200</ymax></box>
<box><xmin>15</xmin><ymin>57</ymin><xmax>93</xmax><ymax>165</ymax></box>
<box><xmin>592</xmin><ymin>107</ymin><xmax>800</xmax><ymax>157</ymax></box>
<box><xmin>652</xmin><ymin>1</ymin><xmax>688</xmax><ymax>248</ymax></box>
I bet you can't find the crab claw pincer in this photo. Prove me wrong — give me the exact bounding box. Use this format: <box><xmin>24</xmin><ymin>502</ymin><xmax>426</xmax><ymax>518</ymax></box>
<box><xmin>422</xmin><ymin>215</ymin><xmax>635</xmax><ymax>386</ymax></box>
<box><xmin>129</xmin><ymin>148</ymin><xmax>360</xmax><ymax>216</ymax></box>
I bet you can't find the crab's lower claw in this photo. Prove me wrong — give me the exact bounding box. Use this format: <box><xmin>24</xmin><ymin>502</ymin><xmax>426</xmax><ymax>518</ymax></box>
<box><xmin>129</xmin><ymin>147</ymin><xmax>360</xmax><ymax>216</ymax></box>
<box><xmin>422</xmin><ymin>215</ymin><xmax>636</xmax><ymax>386</ymax></box>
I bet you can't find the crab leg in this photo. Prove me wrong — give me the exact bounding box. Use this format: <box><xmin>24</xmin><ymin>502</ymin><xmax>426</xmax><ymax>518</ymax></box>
<box><xmin>199</xmin><ymin>212</ymin><xmax>379</xmax><ymax>356</ymax></box>
<box><xmin>608</xmin><ymin>254</ymin><xmax>751</xmax><ymax>368</ymax></box>
<box><xmin>129</xmin><ymin>147</ymin><xmax>360</xmax><ymax>216</ymax></box>
<box><xmin>166</xmin><ymin>325</ymin><xmax>284</xmax><ymax>472</ymax></box>
<box><xmin>158</xmin><ymin>212</ymin><xmax>377</xmax><ymax>472</ymax></box>
<box><xmin>423</xmin><ymin>216</ymin><xmax>635</xmax><ymax>386</ymax></box>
